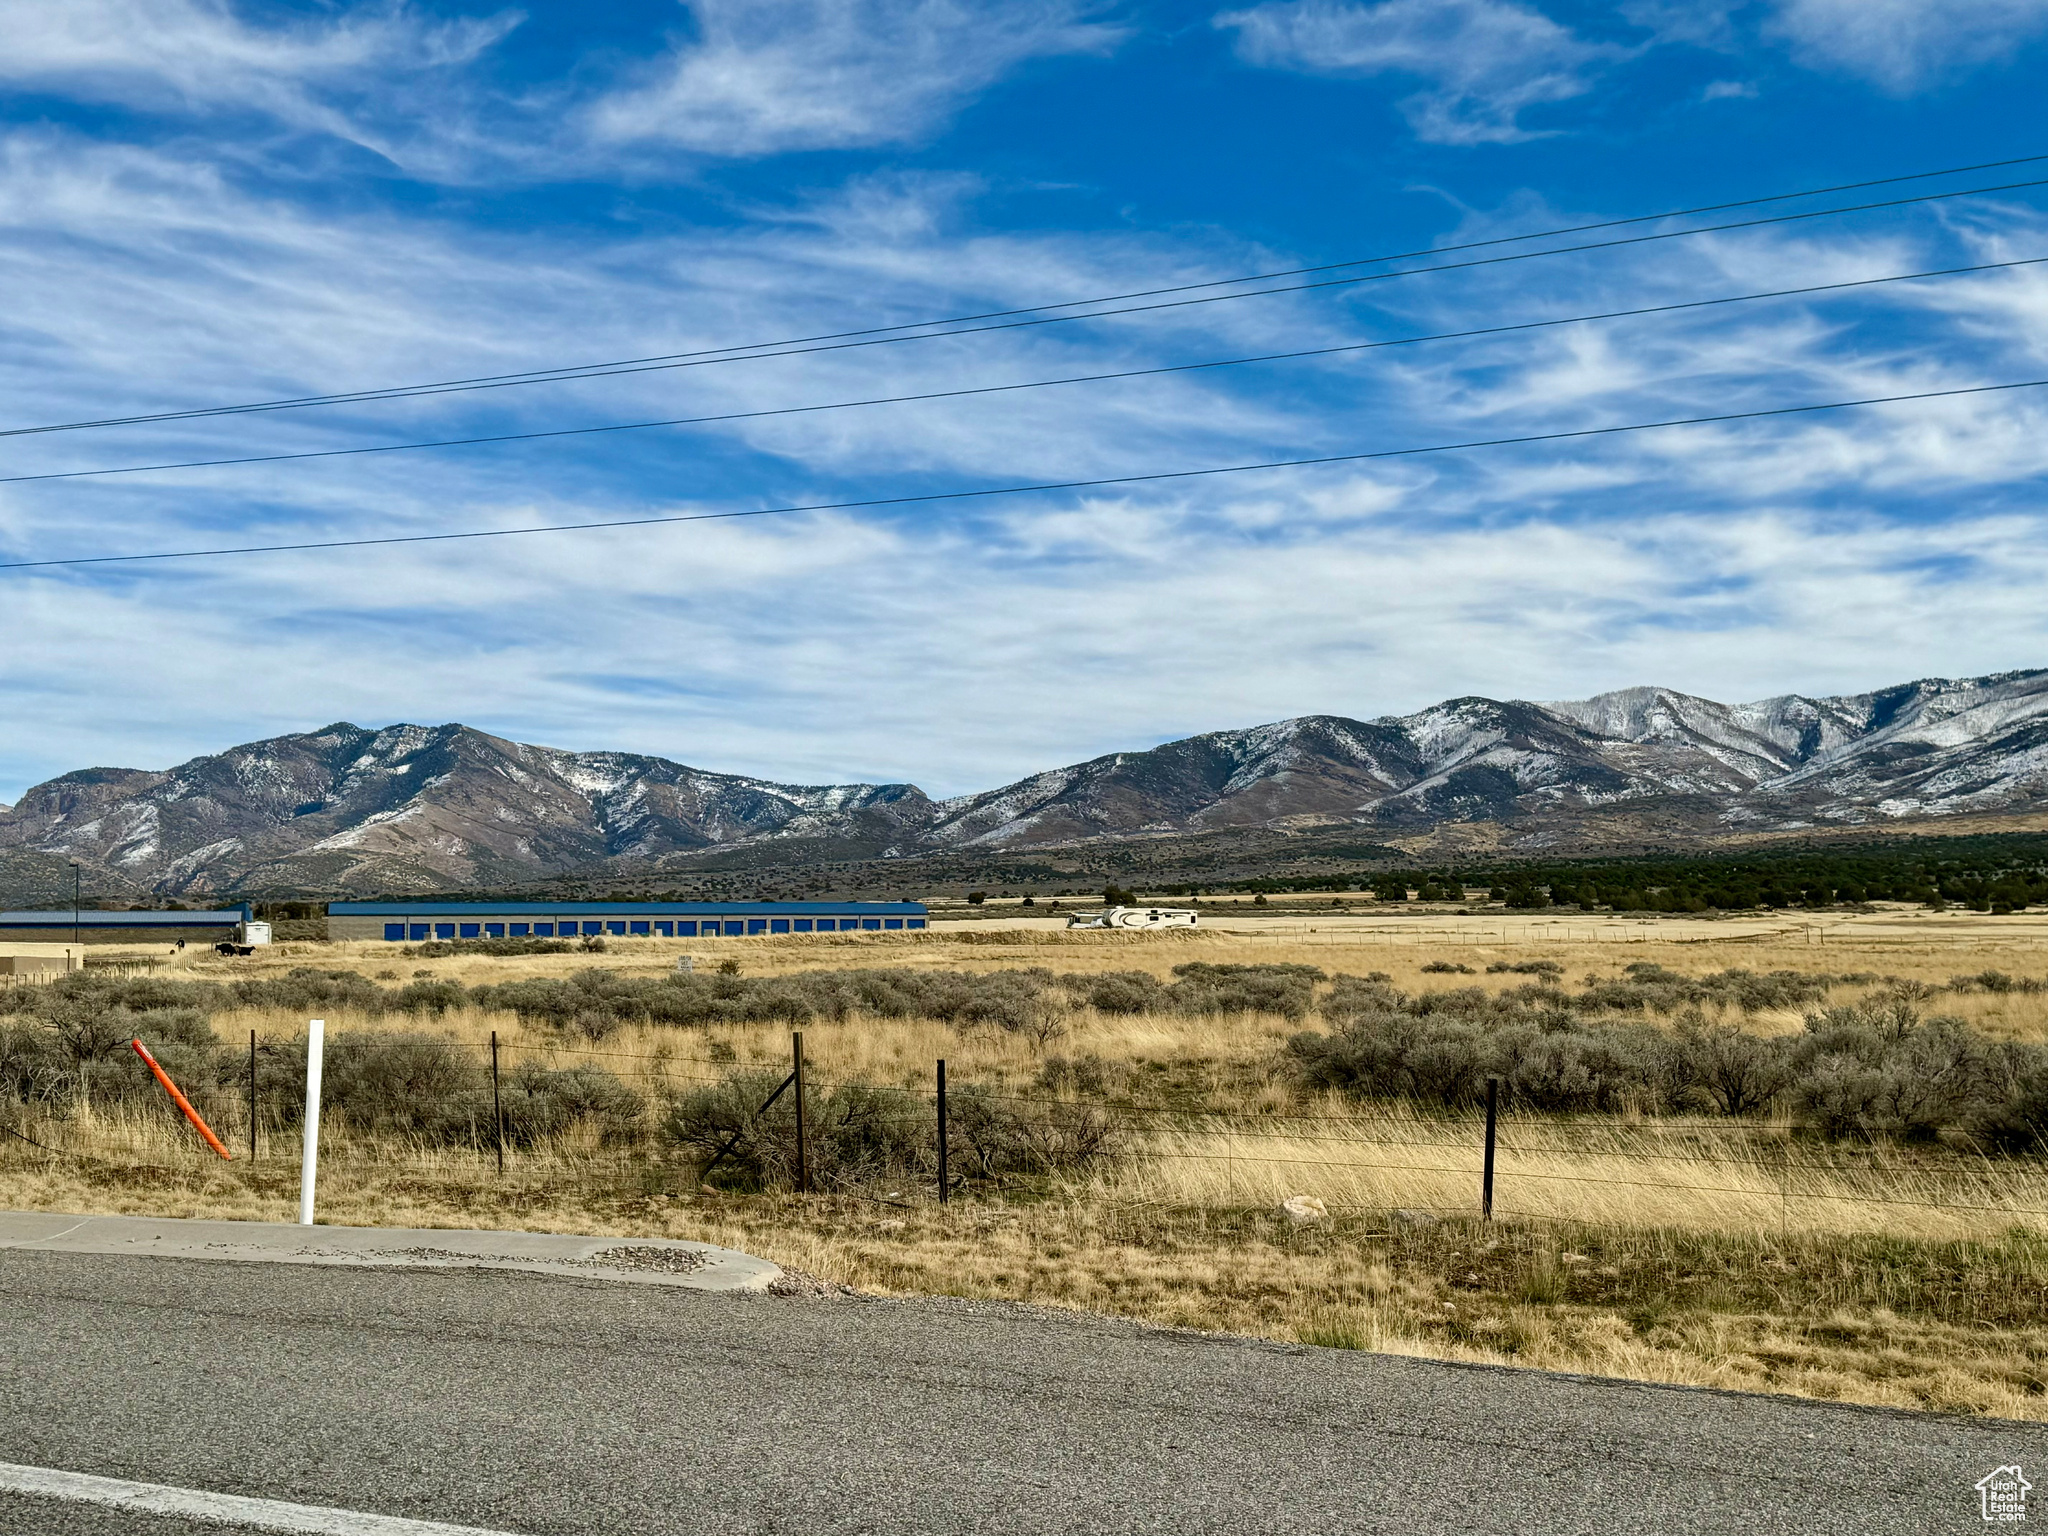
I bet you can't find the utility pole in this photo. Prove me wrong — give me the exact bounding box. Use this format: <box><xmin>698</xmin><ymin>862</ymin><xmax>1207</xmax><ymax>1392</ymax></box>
<box><xmin>70</xmin><ymin>863</ymin><xmax>80</xmax><ymax>950</ymax></box>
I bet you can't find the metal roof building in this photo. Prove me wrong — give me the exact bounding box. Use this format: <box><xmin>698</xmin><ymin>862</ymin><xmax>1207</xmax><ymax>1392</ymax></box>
<box><xmin>0</xmin><ymin>908</ymin><xmax>253</xmax><ymax>944</ymax></box>
<box><xmin>328</xmin><ymin>900</ymin><xmax>928</xmax><ymax>942</ymax></box>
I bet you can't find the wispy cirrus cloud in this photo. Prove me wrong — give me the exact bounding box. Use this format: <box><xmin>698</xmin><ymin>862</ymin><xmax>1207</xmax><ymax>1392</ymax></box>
<box><xmin>7</xmin><ymin>129</ymin><xmax>2048</xmax><ymax>799</ymax></box>
<box><xmin>1225</xmin><ymin>0</ymin><xmax>2048</xmax><ymax>149</ymax></box>
<box><xmin>6</xmin><ymin>11</ymin><xmax>2048</xmax><ymax>803</ymax></box>
<box><xmin>1767</xmin><ymin>0</ymin><xmax>2048</xmax><ymax>91</ymax></box>
<box><xmin>0</xmin><ymin>0</ymin><xmax>1122</xmax><ymax>178</ymax></box>
<box><xmin>0</xmin><ymin>0</ymin><xmax>519</xmax><ymax>166</ymax></box>
<box><xmin>587</xmin><ymin>0</ymin><xmax>1124</xmax><ymax>155</ymax></box>
<box><xmin>0</xmin><ymin>0</ymin><xmax>505</xmax><ymax>97</ymax></box>
<box><xmin>1616</xmin><ymin>1</ymin><xmax>1742</xmax><ymax>49</ymax></box>
<box><xmin>10</xmin><ymin>482</ymin><xmax>2048</xmax><ymax>802</ymax></box>
<box><xmin>1214</xmin><ymin>0</ymin><xmax>1627</xmax><ymax>145</ymax></box>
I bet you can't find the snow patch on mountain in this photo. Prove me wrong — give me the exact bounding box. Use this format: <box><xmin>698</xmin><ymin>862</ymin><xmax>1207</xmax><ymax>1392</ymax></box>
<box><xmin>307</xmin><ymin>804</ymin><xmax>425</xmax><ymax>852</ymax></box>
<box><xmin>6</xmin><ymin>670</ymin><xmax>2046</xmax><ymax>896</ymax></box>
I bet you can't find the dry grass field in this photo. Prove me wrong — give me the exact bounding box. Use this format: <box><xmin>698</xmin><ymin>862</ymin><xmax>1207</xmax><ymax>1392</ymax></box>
<box><xmin>7</xmin><ymin>907</ymin><xmax>2048</xmax><ymax>1419</ymax></box>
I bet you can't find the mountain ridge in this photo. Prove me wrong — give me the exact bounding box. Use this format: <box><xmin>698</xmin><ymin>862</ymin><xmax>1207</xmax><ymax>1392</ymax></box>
<box><xmin>5</xmin><ymin>668</ymin><xmax>2046</xmax><ymax>898</ymax></box>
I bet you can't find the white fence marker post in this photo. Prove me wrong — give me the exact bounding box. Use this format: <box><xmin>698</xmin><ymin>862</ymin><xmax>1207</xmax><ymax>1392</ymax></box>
<box><xmin>298</xmin><ymin>1018</ymin><xmax>324</xmax><ymax>1225</ymax></box>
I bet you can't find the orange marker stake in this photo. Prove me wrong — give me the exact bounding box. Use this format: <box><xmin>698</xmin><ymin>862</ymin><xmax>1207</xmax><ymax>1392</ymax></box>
<box><xmin>130</xmin><ymin>1039</ymin><xmax>233</xmax><ymax>1160</ymax></box>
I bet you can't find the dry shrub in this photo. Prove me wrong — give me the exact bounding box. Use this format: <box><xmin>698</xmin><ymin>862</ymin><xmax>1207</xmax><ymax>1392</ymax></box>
<box><xmin>1288</xmin><ymin>979</ymin><xmax>2048</xmax><ymax>1145</ymax></box>
<box><xmin>663</xmin><ymin>1071</ymin><xmax>930</xmax><ymax>1189</ymax></box>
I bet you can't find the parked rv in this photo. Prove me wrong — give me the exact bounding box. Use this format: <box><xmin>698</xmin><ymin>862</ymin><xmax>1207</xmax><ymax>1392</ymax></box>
<box><xmin>1065</xmin><ymin>906</ymin><xmax>1198</xmax><ymax>930</ymax></box>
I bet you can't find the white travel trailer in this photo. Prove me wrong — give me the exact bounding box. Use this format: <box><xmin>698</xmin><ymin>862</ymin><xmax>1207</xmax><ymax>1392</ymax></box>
<box><xmin>1065</xmin><ymin>905</ymin><xmax>1198</xmax><ymax>930</ymax></box>
<box><xmin>215</xmin><ymin>919</ymin><xmax>272</xmax><ymax>957</ymax></box>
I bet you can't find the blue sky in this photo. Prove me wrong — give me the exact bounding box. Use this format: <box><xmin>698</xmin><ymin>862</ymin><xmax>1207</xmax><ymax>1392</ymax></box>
<box><xmin>4</xmin><ymin>0</ymin><xmax>2048</xmax><ymax>802</ymax></box>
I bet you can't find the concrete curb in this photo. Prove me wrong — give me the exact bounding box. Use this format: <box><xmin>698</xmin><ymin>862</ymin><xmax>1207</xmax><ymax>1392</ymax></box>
<box><xmin>0</xmin><ymin>1211</ymin><xmax>781</xmax><ymax>1292</ymax></box>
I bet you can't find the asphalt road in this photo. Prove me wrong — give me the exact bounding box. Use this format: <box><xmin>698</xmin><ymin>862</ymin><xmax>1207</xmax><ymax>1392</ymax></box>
<box><xmin>0</xmin><ymin>1249</ymin><xmax>2037</xmax><ymax>1534</ymax></box>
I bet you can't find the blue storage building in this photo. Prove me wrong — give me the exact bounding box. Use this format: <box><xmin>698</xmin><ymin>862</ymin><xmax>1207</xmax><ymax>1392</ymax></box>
<box><xmin>0</xmin><ymin>907</ymin><xmax>254</xmax><ymax>944</ymax></box>
<box><xmin>328</xmin><ymin>901</ymin><xmax>928</xmax><ymax>943</ymax></box>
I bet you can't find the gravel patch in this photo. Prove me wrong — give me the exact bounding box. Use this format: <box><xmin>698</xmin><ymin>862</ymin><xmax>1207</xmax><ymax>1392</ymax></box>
<box><xmin>579</xmin><ymin>1245</ymin><xmax>713</xmax><ymax>1274</ymax></box>
<box><xmin>767</xmin><ymin>1266</ymin><xmax>860</xmax><ymax>1298</ymax></box>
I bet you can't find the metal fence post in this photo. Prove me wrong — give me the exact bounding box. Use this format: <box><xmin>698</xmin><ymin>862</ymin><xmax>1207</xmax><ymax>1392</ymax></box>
<box><xmin>248</xmin><ymin>1029</ymin><xmax>258</xmax><ymax>1161</ymax></box>
<box><xmin>298</xmin><ymin>1019</ymin><xmax>325</xmax><ymax>1226</ymax></box>
<box><xmin>936</xmin><ymin>1058</ymin><xmax>948</xmax><ymax>1205</ymax></box>
<box><xmin>792</xmin><ymin>1030</ymin><xmax>808</xmax><ymax>1194</ymax></box>
<box><xmin>490</xmin><ymin>1030</ymin><xmax>505</xmax><ymax>1175</ymax></box>
<box><xmin>1481</xmin><ymin>1075</ymin><xmax>1499</xmax><ymax>1221</ymax></box>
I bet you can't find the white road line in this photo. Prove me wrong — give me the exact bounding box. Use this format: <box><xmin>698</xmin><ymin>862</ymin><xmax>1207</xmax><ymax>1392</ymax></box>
<box><xmin>0</xmin><ymin>1217</ymin><xmax>89</xmax><ymax>1248</ymax></box>
<box><xmin>0</xmin><ymin>1461</ymin><xmax>521</xmax><ymax>1534</ymax></box>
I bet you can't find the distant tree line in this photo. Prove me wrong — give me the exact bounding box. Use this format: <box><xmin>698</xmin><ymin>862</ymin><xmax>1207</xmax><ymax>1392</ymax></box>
<box><xmin>1178</xmin><ymin>833</ymin><xmax>2048</xmax><ymax>913</ymax></box>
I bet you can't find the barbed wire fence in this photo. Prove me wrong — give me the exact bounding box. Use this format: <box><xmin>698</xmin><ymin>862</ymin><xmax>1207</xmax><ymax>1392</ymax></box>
<box><xmin>9</xmin><ymin>1022</ymin><xmax>2046</xmax><ymax>1235</ymax></box>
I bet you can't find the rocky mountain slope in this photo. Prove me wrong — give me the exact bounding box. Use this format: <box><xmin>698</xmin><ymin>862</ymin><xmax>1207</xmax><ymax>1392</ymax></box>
<box><xmin>4</xmin><ymin>670</ymin><xmax>2044</xmax><ymax>898</ymax></box>
<box><xmin>920</xmin><ymin>669</ymin><xmax>2048</xmax><ymax>846</ymax></box>
<box><xmin>0</xmin><ymin>723</ymin><xmax>934</xmax><ymax>898</ymax></box>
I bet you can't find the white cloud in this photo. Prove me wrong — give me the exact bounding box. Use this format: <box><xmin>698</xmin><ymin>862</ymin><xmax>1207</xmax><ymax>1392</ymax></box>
<box><xmin>1344</xmin><ymin>211</ymin><xmax>2048</xmax><ymax>507</ymax></box>
<box><xmin>1214</xmin><ymin>0</ymin><xmax>1626</xmax><ymax>145</ymax></box>
<box><xmin>8</xmin><ymin>486</ymin><xmax>2048</xmax><ymax>804</ymax></box>
<box><xmin>588</xmin><ymin>0</ymin><xmax>1122</xmax><ymax>154</ymax></box>
<box><xmin>1767</xmin><ymin>0</ymin><xmax>2048</xmax><ymax>91</ymax></box>
<box><xmin>1219</xmin><ymin>0</ymin><xmax>2048</xmax><ymax>131</ymax></box>
<box><xmin>0</xmin><ymin>0</ymin><xmax>1119</xmax><ymax>176</ymax></box>
<box><xmin>0</xmin><ymin>140</ymin><xmax>1313</xmax><ymax>500</ymax></box>
<box><xmin>0</xmin><ymin>0</ymin><xmax>517</xmax><ymax>166</ymax></box>
<box><xmin>0</xmin><ymin>0</ymin><xmax>477</xmax><ymax>94</ymax></box>
<box><xmin>8</xmin><ymin>125</ymin><xmax>2048</xmax><ymax>802</ymax></box>
<box><xmin>1618</xmin><ymin>1</ymin><xmax>1742</xmax><ymax>49</ymax></box>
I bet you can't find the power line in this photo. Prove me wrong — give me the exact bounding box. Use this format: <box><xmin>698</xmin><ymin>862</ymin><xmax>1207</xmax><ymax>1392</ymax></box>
<box><xmin>6</xmin><ymin>253</ymin><xmax>2039</xmax><ymax>487</ymax></box>
<box><xmin>5</xmin><ymin>373</ymin><xmax>2043</xmax><ymax>573</ymax></box>
<box><xmin>7</xmin><ymin>158</ymin><xmax>2048</xmax><ymax>440</ymax></box>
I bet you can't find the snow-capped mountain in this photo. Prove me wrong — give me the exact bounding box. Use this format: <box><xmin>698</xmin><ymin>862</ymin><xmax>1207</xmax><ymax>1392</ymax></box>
<box><xmin>920</xmin><ymin>670</ymin><xmax>2048</xmax><ymax>846</ymax></box>
<box><xmin>4</xmin><ymin>670</ymin><xmax>2045</xmax><ymax>896</ymax></box>
<box><xmin>0</xmin><ymin>723</ymin><xmax>933</xmax><ymax>896</ymax></box>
